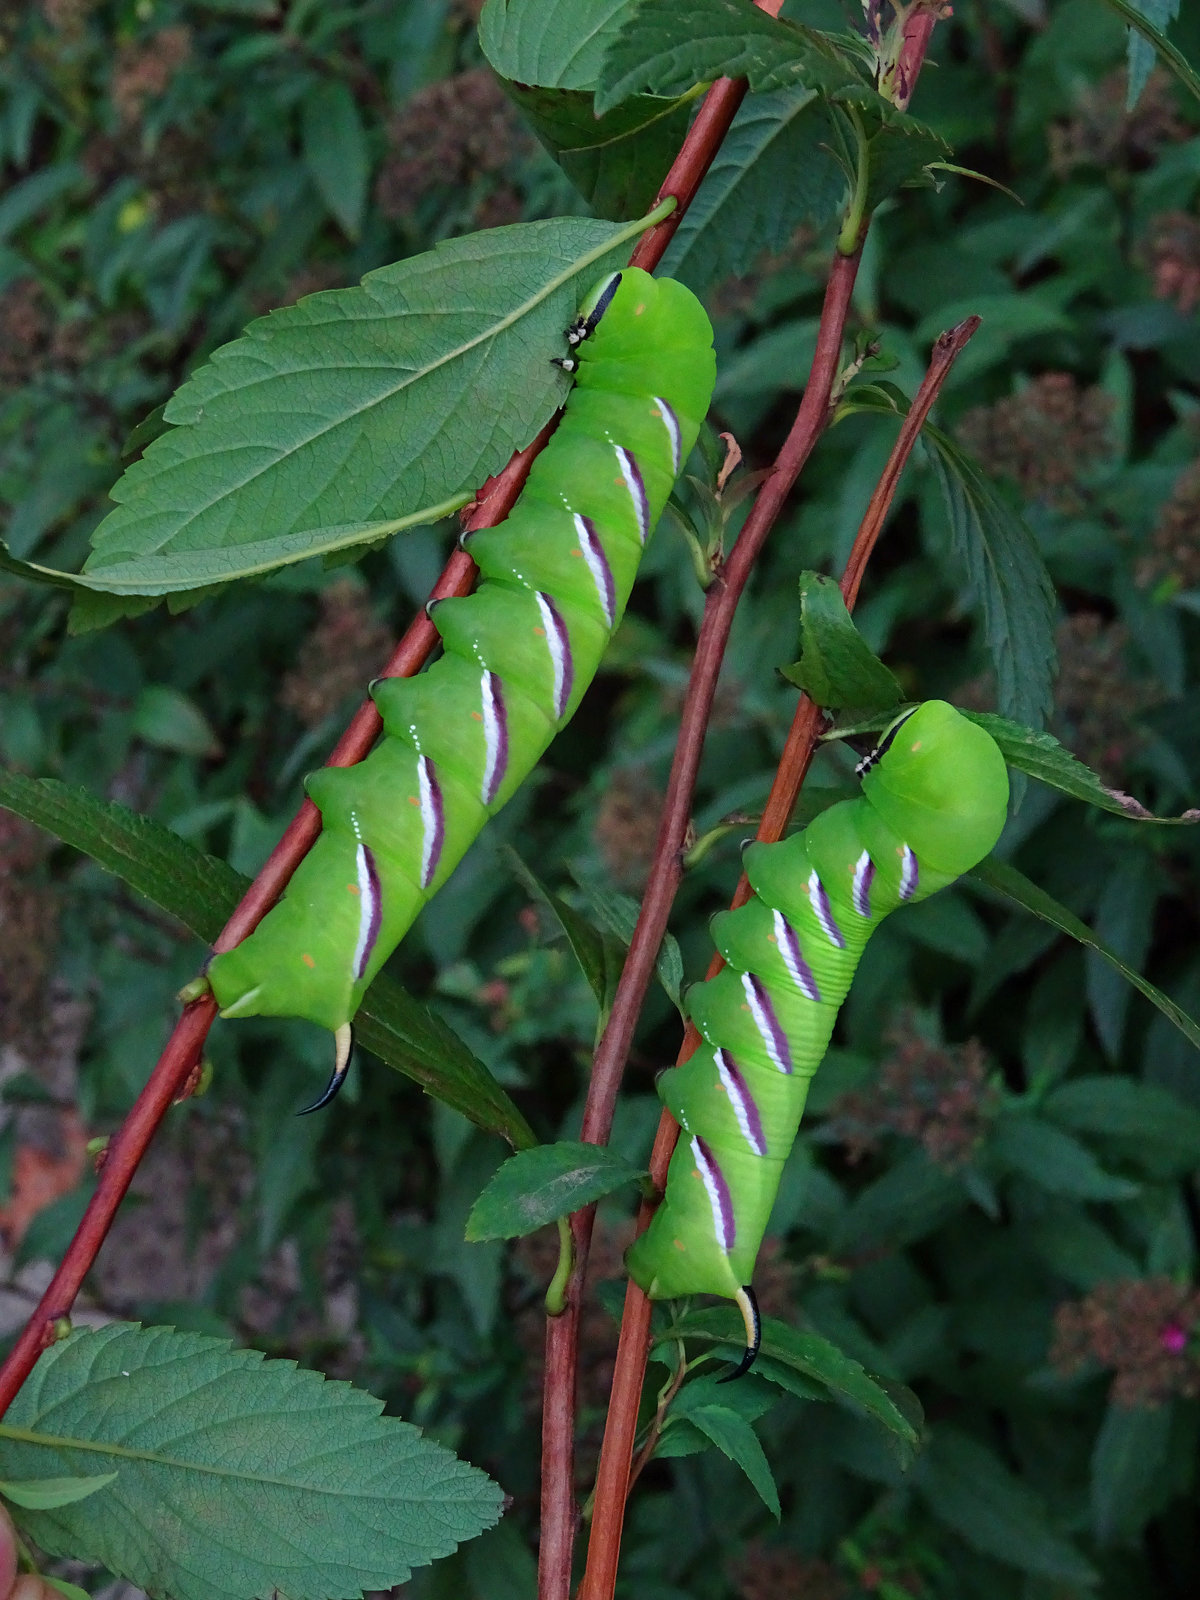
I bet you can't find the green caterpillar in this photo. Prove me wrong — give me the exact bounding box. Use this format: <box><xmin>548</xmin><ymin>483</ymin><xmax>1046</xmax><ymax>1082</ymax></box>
<box><xmin>625</xmin><ymin>701</ymin><xmax>1009</xmax><ymax>1374</ymax></box>
<box><xmin>207</xmin><ymin>269</ymin><xmax>717</xmax><ymax>1106</ymax></box>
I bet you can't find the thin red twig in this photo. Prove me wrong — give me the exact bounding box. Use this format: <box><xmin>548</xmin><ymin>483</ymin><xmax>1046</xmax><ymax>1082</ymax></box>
<box><xmin>573</xmin><ymin>248</ymin><xmax>861</xmax><ymax>1600</ymax></box>
<box><xmin>535</xmin><ymin>24</ymin><xmax>783</xmax><ymax>1596</ymax></box>
<box><xmin>578</xmin><ymin>310</ymin><xmax>979</xmax><ymax>1600</ymax></box>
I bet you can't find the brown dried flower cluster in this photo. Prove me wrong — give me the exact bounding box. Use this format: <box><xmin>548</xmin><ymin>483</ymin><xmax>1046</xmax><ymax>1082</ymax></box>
<box><xmin>0</xmin><ymin>281</ymin><xmax>52</xmax><ymax>392</ymax></box>
<box><xmin>737</xmin><ymin>1545</ymin><xmax>847</xmax><ymax>1600</ymax></box>
<box><xmin>593</xmin><ymin>769</ymin><xmax>663</xmax><ymax>891</ymax></box>
<box><xmin>110</xmin><ymin>25</ymin><xmax>192</xmax><ymax>127</ymax></box>
<box><xmin>956</xmin><ymin>373</ymin><xmax>1115</xmax><ymax>512</ymax></box>
<box><xmin>1137</xmin><ymin>460</ymin><xmax>1200</xmax><ymax>593</ymax></box>
<box><xmin>1051</xmin><ymin>1276</ymin><xmax>1200</xmax><ymax>1408</ymax></box>
<box><xmin>0</xmin><ymin>277</ymin><xmax>147</xmax><ymax>391</ymax></box>
<box><xmin>1146</xmin><ymin>211</ymin><xmax>1200</xmax><ymax>317</ymax></box>
<box><xmin>1049</xmin><ymin>69</ymin><xmax>1191</xmax><ymax>177</ymax></box>
<box><xmin>0</xmin><ymin>813</ymin><xmax>57</xmax><ymax>1048</ymax></box>
<box><xmin>825</xmin><ymin>1021</ymin><xmax>997</xmax><ymax>1170</ymax></box>
<box><xmin>1053</xmin><ymin>612</ymin><xmax>1161</xmax><ymax>779</ymax></box>
<box><xmin>278</xmin><ymin>580</ymin><xmax>394</xmax><ymax>728</ymax></box>
<box><xmin>374</xmin><ymin>70</ymin><xmax>525</xmax><ymax>224</ymax></box>
<box><xmin>39</xmin><ymin>0</ymin><xmax>98</xmax><ymax>32</ymax></box>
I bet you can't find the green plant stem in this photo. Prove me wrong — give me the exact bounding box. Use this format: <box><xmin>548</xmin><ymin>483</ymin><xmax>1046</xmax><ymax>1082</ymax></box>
<box><xmin>836</xmin><ymin>105</ymin><xmax>871</xmax><ymax>255</ymax></box>
<box><xmin>545</xmin><ymin>1218</ymin><xmax>574</xmax><ymax>1316</ymax></box>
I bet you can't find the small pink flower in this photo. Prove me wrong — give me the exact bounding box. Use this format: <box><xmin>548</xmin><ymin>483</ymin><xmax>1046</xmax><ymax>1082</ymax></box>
<box><xmin>1160</xmin><ymin>1321</ymin><xmax>1189</xmax><ymax>1355</ymax></box>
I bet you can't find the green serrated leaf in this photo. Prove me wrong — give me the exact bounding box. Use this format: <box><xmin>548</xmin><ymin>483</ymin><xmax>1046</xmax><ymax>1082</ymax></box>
<box><xmin>572</xmin><ymin>873</ymin><xmax>684</xmax><ymax>1011</ymax></box>
<box><xmin>480</xmin><ymin>0</ymin><xmax>698</xmax><ymax>218</ymax></box>
<box><xmin>349</xmin><ymin>977</ymin><xmax>538</xmax><ymax>1148</ymax></box>
<box><xmin>924</xmin><ymin>424</ymin><xmax>1057</xmax><ymax>729</ymax></box>
<box><xmin>857</xmin><ymin>105</ymin><xmax>951</xmax><ymax>213</ymax></box>
<box><xmin>667</xmin><ymin>1401</ymin><xmax>780</xmax><ymax>1517</ymax></box>
<box><xmin>0</xmin><ymin>769</ymin><xmax>536</xmax><ymax>1148</ymax></box>
<box><xmin>465</xmin><ymin>1141</ymin><xmax>646</xmax><ymax>1240</ymax></box>
<box><xmin>961</xmin><ymin>711</ymin><xmax>1200</xmax><ymax>823</ymax></box>
<box><xmin>500</xmin><ymin>83</ymin><xmax>696</xmax><ymax>221</ymax></box>
<box><xmin>0</xmin><ymin>1324</ymin><xmax>504</xmax><ymax>1600</ymax></box>
<box><xmin>968</xmin><ymin>857</ymin><xmax>1200</xmax><ymax>1057</ymax></box>
<box><xmin>43</xmin><ymin>215</ymin><xmax>663</xmax><ymax>603</ymax></box>
<box><xmin>504</xmin><ymin>847</ymin><xmax>624</xmax><ymax>1019</ymax></box>
<box><xmin>660</xmin><ymin>89</ymin><xmax>846</xmax><ymax>291</ymax></box>
<box><xmin>595</xmin><ymin>0</ymin><xmax>869</xmax><ymax>114</ymax></box>
<box><xmin>780</xmin><ymin>571</ymin><xmax>905</xmax><ymax>714</ymax></box>
<box><xmin>0</xmin><ymin>1472</ymin><xmax>116</xmax><ymax>1509</ymax></box>
<box><xmin>479</xmin><ymin>0</ymin><xmax>634</xmax><ymax>90</ymax></box>
<box><xmin>660</xmin><ymin>1307</ymin><xmax>920</xmax><ymax>1451</ymax></box>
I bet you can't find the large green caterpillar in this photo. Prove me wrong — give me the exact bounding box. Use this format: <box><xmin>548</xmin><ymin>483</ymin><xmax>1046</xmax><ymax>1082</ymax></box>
<box><xmin>625</xmin><ymin>701</ymin><xmax>1009</xmax><ymax>1374</ymax></box>
<box><xmin>207</xmin><ymin>269</ymin><xmax>716</xmax><ymax>1105</ymax></box>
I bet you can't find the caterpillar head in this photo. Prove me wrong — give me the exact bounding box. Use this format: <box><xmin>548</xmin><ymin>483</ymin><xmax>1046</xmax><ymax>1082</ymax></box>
<box><xmin>860</xmin><ymin>700</ymin><xmax>1009</xmax><ymax>878</ymax></box>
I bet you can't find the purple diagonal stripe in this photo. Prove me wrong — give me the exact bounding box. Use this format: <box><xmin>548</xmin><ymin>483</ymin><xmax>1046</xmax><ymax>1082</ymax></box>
<box><xmin>615</xmin><ymin>446</ymin><xmax>650</xmax><ymax>543</ymax></box>
<box><xmin>654</xmin><ymin>396</ymin><xmax>682</xmax><ymax>473</ymax></box>
<box><xmin>852</xmin><ymin>850</ymin><xmax>876</xmax><ymax>918</ymax></box>
<box><xmin>418</xmin><ymin>756</ymin><xmax>445</xmax><ymax>889</ymax></box>
<box><xmin>480</xmin><ymin>669</ymin><xmax>509</xmax><ymax>805</ymax></box>
<box><xmin>808</xmin><ymin>870</ymin><xmax>846</xmax><ymax>949</ymax></box>
<box><xmin>715</xmin><ymin>1048</ymin><xmax>767</xmax><ymax>1156</ymax></box>
<box><xmin>773</xmin><ymin>909</ymin><xmax>821</xmax><ymax>1002</ymax></box>
<box><xmin>900</xmin><ymin>844</ymin><xmax>919</xmax><ymax>901</ymax></box>
<box><xmin>574</xmin><ymin>513</ymin><xmax>615</xmax><ymax>628</ymax></box>
<box><xmin>692</xmin><ymin>1136</ymin><xmax>736</xmax><ymax>1250</ymax></box>
<box><xmin>742</xmin><ymin>972</ymin><xmax>792</xmax><ymax>1074</ymax></box>
<box><xmin>536</xmin><ymin>591</ymin><xmax>574</xmax><ymax>719</ymax></box>
<box><xmin>353</xmin><ymin>840</ymin><xmax>383</xmax><ymax>980</ymax></box>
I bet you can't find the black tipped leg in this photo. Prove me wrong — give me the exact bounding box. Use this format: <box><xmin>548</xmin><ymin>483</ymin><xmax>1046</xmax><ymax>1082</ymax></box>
<box><xmin>718</xmin><ymin>1285</ymin><xmax>761</xmax><ymax>1383</ymax></box>
<box><xmin>298</xmin><ymin>1023</ymin><xmax>354</xmax><ymax>1115</ymax></box>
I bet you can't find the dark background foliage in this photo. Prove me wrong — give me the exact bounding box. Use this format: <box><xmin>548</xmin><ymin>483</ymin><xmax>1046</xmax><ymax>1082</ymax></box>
<box><xmin>3</xmin><ymin>0</ymin><xmax>1200</xmax><ymax>1595</ymax></box>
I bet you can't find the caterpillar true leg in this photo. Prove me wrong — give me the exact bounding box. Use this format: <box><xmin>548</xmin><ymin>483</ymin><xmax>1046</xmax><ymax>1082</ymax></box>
<box><xmin>626</xmin><ymin>702</ymin><xmax>1009</xmax><ymax>1369</ymax></box>
<box><xmin>206</xmin><ymin>270</ymin><xmax>717</xmax><ymax>1106</ymax></box>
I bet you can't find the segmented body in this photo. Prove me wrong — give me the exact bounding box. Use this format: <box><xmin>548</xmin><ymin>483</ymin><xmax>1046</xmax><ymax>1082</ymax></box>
<box><xmin>625</xmin><ymin>702</ymin><xmax>1008</xmax><ymax>1323</ymax></box>
<box><xmin>207</xmin><ymin>269</ymin><xmax>716</xmax><ymax>1051</ymax></box>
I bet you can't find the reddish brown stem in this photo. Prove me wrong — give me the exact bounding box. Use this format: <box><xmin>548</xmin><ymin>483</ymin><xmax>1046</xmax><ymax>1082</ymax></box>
<box><xmin>0</xmin><ymin>996</ymin><xmax>218</xmax><ymax>1412</ymax></box>
<box><xmin>536</xmin><ymin>23</ymin><xmax>782</xmax><ymax>1593</ymax></box>
<box><xmin>0</xmin><ymin>427</ymin><xmax>555</xmax><ymax>1414</ymax></box>
<box><xmin>577</xmin><ymin>309</ymin><xmax>978</xmax><ymax>1600</ymax></box>
<box><xmin>839</xmin><ymin>316</ymin><xmax>981</xmax><ymax>610</ymax></box>
<box><xmin>573</xmin><ymin>251</ymin><xmax>860</xmax><ymax>1600</ymax></box>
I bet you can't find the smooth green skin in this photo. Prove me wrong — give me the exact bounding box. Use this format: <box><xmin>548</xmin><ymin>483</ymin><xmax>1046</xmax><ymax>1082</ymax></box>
<box><xmin>208</xmin><ymin>270</ymin><xmax>716</xmax><ymax>1032</ymax></box>
<box><xmin>626</xmin><ymin>701</ymin><xmax>1009</xmax><ymax>1303</ymax></box>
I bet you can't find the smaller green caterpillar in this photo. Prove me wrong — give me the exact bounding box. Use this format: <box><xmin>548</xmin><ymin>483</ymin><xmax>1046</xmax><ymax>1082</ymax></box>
<box><xmin>626</xmin><ymin>701</ymin><xmax>1009</xmax><ymax>1374</ymax></box>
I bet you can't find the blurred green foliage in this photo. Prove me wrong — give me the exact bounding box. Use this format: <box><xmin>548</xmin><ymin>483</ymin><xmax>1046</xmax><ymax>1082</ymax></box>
<box><xmin>3</xmin><ymin>0</ymin><xmax>1200</xmax><ymax>1595</ymax></box>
